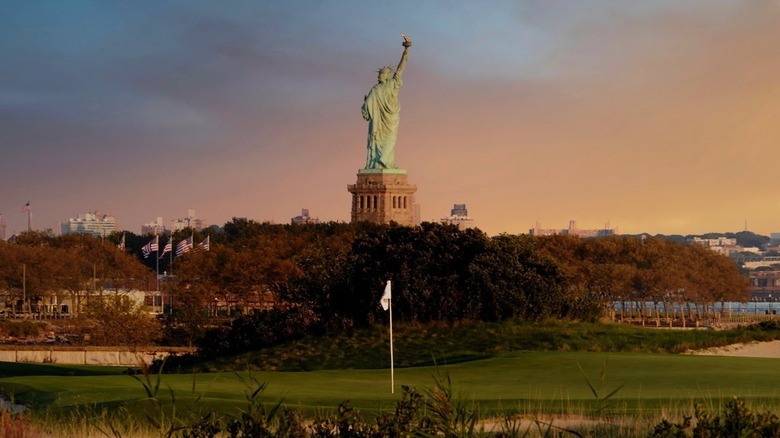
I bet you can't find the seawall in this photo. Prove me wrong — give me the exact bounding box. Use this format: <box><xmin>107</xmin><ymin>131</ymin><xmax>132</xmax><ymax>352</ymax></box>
<box><xmin>0</xmin><ymin>346</ymin><xmax>194</xmax><ymax>367</ymax></box>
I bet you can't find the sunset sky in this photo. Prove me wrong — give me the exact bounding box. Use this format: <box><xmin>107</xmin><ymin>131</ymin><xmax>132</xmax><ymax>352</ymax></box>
<box><xmin>2</xmin><ymin>1</ymin><xmax>779</xmax><ymax>237</ymax></box>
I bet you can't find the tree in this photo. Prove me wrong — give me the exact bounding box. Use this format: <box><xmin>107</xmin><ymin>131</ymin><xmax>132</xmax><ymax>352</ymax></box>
<box><xmin>78</xmin><ymin>295</ymin><xmax>161</xmax><ymax>347</ymax></box>
<box><xmin>284</xmin><ymin>232</ymin><xmax>354</xmax><ymax>330</ymax></box>
<box><xmin>165</xmin><ymin>249</ymin><xmax>220</xmax><ymax>347</ymax></box>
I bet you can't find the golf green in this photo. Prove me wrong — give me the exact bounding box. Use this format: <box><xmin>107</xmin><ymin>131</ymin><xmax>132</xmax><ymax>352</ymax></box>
<box><xmin>1</xmin><ymin>351</ymin><xmax>778</xmax><ymax>416</ymax></box>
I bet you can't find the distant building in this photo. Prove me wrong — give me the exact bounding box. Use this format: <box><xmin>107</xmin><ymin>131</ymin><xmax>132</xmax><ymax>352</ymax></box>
<box><xmin>291</xmin><ymin>209</ymin><xmax>320</xmax><ymax>225</ymax></box>
<box><xmin>0</xmin><ymin>214</ymin><xmax>5</xmax><ymax>240</ymax></box>
<box><xmin>141</xmin><ymin>217</ymin><xmax>166</xmax><ymax>236</ymax></box>
<box><xmin>749</xmin><ymin>270</ymin><xmax>780</xmax><ymax>300</ymax></box>
<box><xmin>689</xmin><ymin>237</ymin><xmax>752</xmax><ymax>256</ymax></box>
<box><xmin>690</xmin><ymin>237</ymin><xmax>737</xmax><ymax>247</ymax></box>
<box><xmin>413</xmin><ymin>204</ymin><xmax>421</xmax><ymax>226</ymax></box>
<box><xmin>451</xmin><ymin>204</ymin><xmax>468</xmax><ymax>216</ymax></box>
<box><xmin>764</xmin><ymin>242</ymin><xmax>780</xmax><ymax>255</ymax></box>
<box><xmin>529</xmin><ymin>220</ymin><xmax>616</xmax><ymax>238</ymax></box>
<box><xmin>441</xmin><ymin>203</ymin><xmax>475</xmax><ymax>230</ymax></box>
<box><xmin>61</xmin><ymin>211</ymin><xmax>117</xmax><ymax>238</ymax></box>
<box><xmin>172</xmin><ymin>209</ymin><xmax>205</xmax><ymax>232</ymax></box>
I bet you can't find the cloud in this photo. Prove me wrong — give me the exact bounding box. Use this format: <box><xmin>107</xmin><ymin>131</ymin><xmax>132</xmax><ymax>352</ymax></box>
<box><xmin>2</xmin><ymin>1</ymin><xmax>779</xmax><ymax>236</ymax></box>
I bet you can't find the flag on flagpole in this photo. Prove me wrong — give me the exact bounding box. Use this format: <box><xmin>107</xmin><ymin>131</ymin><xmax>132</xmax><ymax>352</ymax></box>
<box><xmin>117</xmin><ymin>233</ymin><xmax>126</xmax><ymax>250</ymax></box>
<box><xmin>21</xmin><ymin>202</ymin><xmax>30</xmax><ymax>213</ymax></box>
<box><xmin>142</xmin><ymin>236</ymin><xmax>159</xmax><ymax>259</ymax></box>
<box><xmin>198</xmin><ymin>235</ymin><xmax>210</xmax><ymax>251</ymax></box>
<box><xmin>159</xmin><ymin>239</ymin><xmax>172</xmax><ymax>259</ymax></box>
<box><xmin>380</xmin><ymin>280</ymin><xmax>392</xmax><ymax>311</ymax></box>
<box><xmin>176</xmin><ymin>237</ymin><xmax>193</xmax><ymax>256</ymax></box>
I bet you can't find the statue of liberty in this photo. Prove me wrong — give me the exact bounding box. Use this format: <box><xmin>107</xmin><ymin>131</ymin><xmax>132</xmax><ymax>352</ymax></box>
<box><xmin>361</xmin><ymin>35</ymin><xmax>412</xmax><ymax>170</ymax></box>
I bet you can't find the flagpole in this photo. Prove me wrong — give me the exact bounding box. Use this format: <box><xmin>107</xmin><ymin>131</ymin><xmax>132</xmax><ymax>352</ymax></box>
<box><xmin>389</xmin><ymin>294</ymin><xmax>394</xmax><ymax>394</ymax></box>
<box><xmin>168</xmin><ymin>238</ymin><xmax>173</xmax><ymax>316</ymax></box>
<box><xmin>155</xmin><ymin>236</ymin><xmax>160</xmax><ymax>305</ymax></box>
<box><xmin>380</xmin><ymin>280</ymin><xmax>395</xmax><ymax>394</ymax></box>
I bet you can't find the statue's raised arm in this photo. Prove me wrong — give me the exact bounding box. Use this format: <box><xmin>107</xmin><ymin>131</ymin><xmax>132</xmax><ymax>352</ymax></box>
<box><xmin>395</xmin><ymin>35</ymin><xmax>412</xmax><ymax>80</ymax></box>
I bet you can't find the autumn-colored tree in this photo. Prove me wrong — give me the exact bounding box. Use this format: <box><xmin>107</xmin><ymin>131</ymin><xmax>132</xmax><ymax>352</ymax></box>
<box><xmin>78</xmin><ymin>295</ymin><xmax>160</xmax><ymax>347</ymax></box>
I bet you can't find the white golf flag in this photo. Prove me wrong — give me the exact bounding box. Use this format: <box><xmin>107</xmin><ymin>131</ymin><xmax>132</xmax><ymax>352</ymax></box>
<box><xmin>380</xmin><ymin>280</ymin><xmax>391</xmax><ymax>311</ymax></box>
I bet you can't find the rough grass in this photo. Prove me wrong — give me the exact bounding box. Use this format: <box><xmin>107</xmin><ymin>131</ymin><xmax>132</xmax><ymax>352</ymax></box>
<box><xmin>197</xmin><ymin>319</ymin><xmax>780</xmax><ymax>372</ymax></box>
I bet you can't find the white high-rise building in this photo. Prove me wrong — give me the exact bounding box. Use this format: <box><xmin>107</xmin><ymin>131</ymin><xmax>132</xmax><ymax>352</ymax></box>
<box><xmin>291</xmin><ymin>209</ymin><xmax>320</xmax><ymax>225</ymax></box>
<box><xmin>61</xmin><ymin>211</ymin><xmax>117</xmax><ymax>238</ymax></box>
<box><xmin>172</xmin><ymin>209</ymin><xmax>205</xmax><ymax>232</ymax></box>
<box><xmin>141</xmin><ymin>217</ymin><xmax>166</xmax><ymax>236</ymax></box>
<box><xmin>0</xmin><ymin>214</ymin><xmax>6</xmax><ymax>240</ymax></box>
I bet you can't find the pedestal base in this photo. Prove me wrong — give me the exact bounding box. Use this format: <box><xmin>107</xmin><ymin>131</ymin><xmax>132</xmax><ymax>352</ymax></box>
<box><xmin>348</xmin><ymin>170</ymin><xmax>417</xmax><ymax>226</ymax></box>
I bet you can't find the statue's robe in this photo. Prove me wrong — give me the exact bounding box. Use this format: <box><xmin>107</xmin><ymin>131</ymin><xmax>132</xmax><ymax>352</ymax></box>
<box><xmin>362</xmin><ymin>75</ymin><xmax>403</xmax><ymax>169</ymax></box>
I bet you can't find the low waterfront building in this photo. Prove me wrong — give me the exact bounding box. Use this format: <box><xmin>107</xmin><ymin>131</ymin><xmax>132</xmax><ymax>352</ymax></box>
<box><xmin>529</xmin><ymin>220</ymin><xmax>616</xmax><ymax>237</ymax></box>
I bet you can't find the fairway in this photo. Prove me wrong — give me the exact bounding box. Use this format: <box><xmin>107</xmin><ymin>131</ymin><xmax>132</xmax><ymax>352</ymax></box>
<box><xmin>2</xmin><ymin>351</ymin><xmax>780</xmax><ymax>417</ymax></box>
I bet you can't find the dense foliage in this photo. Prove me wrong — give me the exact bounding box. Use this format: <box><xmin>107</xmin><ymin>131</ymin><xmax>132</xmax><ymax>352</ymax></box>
<box><xmin>0</xmin><ymin>232</ymin><xmax>152</xmax><ymax>316</ymax></box>
<box><xmin>174</xmin><ymin>222</ymin><xmax>598</xmax><ymax>357</ymax></box>
<box><xmin>338</xmin><ymin>224</ymin><xmax>575</xmax><ymax>325</ymax></box>
<box><xmin>0</xmin><ymin>221</ymin><xmax>751</xmax><ymax>350</ymax></box>
<box><xmin>79</xmin><ymin>295</ymin><xmax>161</xmax><ymax>346</ymax></box>
<box><xmin>537</xmin><ymin>235</ymin><xmax>749</xmax><ymax>321</ymax></box>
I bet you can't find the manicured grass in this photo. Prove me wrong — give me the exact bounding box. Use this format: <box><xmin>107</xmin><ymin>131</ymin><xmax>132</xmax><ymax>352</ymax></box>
<box><xmin>3</xmin><ymin>351</ymin><xmax>780</xmax><ymax>420</ymax></box>
<box><xmin>0</xmin><ymin>362</ymin><xmax>127</xmax><ymax>378</ymax></box>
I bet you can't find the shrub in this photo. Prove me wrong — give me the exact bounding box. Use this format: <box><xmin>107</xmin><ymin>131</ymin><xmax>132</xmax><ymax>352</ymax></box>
<box><xmin>649</xmin><ymin>397</ymin><xmax>780</xmax><ymax>437</ymax></box>
<box><xmin>0</xmin><ymin>321</ymin><xmax>46</xmax><ymax>338</ymax></box>
<box><xmin>195</xmin><ymin>307</ymin><xmax>323</xmax><ymax>359</ymax></box>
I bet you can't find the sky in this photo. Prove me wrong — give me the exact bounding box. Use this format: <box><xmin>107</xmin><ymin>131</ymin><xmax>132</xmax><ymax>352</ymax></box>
<box><xmin>2</xmin><ymin>0</ymin><xmax>779</xmax><ymax>237</ymax></box>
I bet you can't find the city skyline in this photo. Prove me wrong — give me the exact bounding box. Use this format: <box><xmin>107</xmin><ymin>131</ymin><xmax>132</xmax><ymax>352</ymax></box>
<box><xmin>2</xmin><ymin>2</ymin><xmax>780</xmax><ymax>237</ymax></box>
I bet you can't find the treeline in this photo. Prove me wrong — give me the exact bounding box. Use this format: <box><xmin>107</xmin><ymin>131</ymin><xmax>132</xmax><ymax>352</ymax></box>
<box><xmin>537</xmin><ymin>235</ymin><xmax>749</xmax><ymax>322</ymax></box>
<box><xmin>0</xmin><ymin>231</ymin><xmax>153</xmax><ymax>313</ymax></box>
<box><xmin>169</xmin><ymin>220</ymin><xmax>748</xmax><ymax>355</ymax></box>
<box><xmin>173</xmin><ymin>222</ymin><xmax>593</xmax><ymax>331</ymax></box>
<box><xmin>0</xmin><ymin>221</ymin><xmax>750</xmax><ymax>349</ymax></box>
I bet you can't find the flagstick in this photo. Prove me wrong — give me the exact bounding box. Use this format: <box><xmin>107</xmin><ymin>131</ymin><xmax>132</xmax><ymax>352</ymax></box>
<box><xmin>389</xmin><ymin>297</ymin><xmax>394</xmax><ymax>394</ymax></box>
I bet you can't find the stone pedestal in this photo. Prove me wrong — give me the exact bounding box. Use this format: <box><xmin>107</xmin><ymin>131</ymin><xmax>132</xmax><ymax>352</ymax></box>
<box><xmin>348</xmin><ymin>169</ymin><xmax>417</xmax><ymax>226</ymax></box>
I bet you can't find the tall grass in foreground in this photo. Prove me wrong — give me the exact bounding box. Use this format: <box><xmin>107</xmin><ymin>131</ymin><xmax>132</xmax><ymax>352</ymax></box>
<box><xmin>15</xmin><ymin>400</ymin><xmax>778</xmax><ymax>438</ymax></box>
<box><xmin>15</xmin><ymin>362</ymin><xmax>780</xmax><ymax>438</ymax></box>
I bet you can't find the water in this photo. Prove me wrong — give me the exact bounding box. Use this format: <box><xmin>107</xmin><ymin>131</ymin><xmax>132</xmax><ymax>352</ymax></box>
<box><xmin>0</xmin><ymin>397</ymin><xmax>26</xmax><ymax>414</ymax></box>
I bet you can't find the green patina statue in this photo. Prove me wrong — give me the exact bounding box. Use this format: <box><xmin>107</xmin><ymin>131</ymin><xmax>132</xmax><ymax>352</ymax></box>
<box><xmin>361</xmin><ymin>35</ymin><xmax>412</xmax><ymax>170</ymax></box>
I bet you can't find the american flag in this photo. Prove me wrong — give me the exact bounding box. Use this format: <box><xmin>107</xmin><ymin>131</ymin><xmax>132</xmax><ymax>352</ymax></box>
<box><xmin>159</xmin><ymin>240</ymin><xmax>172</xmax><ymax>259</ymax></box>
<box><xmin>142</xmin><ymin>236</ymin><xmax>159</xmax><ymax>259</ymax></box>
<box><xmin>198</xmin><ymin>235</ymin><xmax>210</xmax><ymax>251</ymax></box>
<box><xmin>176</xmin><ymin>237</ymin><xmax>193</xmax><ymax>256</ymax></box>
<box><xmin>21</xmin><ymin>202</ymin><xmax>30</xmax><ymax>213</ymax></box>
